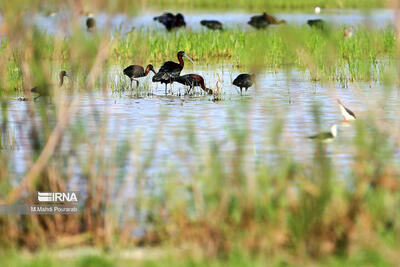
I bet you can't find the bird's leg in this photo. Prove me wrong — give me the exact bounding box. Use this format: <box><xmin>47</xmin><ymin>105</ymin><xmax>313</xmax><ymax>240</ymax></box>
<box><xmin>240</xmin><ymin>87</ymin><xmax>243</xmax><ymax>95</ymax></box>
<box><xmin>130</xmin><ymin>78</ymin><xmax>133</xmax><ymax>90</ymax></box>
<box><xmin>135</xmin><ymin>79</ymin><xmax>139</xmax><ymax>88</ymax></box>
<box><xmin>165</xmin><ymin>83</ymin><xmax>168</xmax><ymax>95</ymax></box>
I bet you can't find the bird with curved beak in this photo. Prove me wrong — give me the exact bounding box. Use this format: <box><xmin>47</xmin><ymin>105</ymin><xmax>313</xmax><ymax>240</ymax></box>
<box><xmin>59</xmin><ymin>70</ymin><xmax>69</xmax><ymax>87</ymax></box>
<box><xmin>30</xmin><ymin>70</ymin><xmax>69</xmax><ymax>100</ymax></box>
<box><xmin>152</xmin><ymin>51</ymin><xmax>194</xmax><ymax>94</ymax></box>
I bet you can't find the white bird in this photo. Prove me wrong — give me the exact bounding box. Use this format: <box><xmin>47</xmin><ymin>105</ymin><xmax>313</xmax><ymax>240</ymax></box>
<box><xmin>315</xmin><ymin>7</ymin><xmax>321</xmax><ymax>14</ymax></box>
<box><xmin>309</xmin><ymin>124</ymin><xmax>338</xmax><ymax>143</ymax></box>
<box><xmin>337</xmin><ymin>99</ymin><xmax>356</xmax><ymax>121</ymax></box>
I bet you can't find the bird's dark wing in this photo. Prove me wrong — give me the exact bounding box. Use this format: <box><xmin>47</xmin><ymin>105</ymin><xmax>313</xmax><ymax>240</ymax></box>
<box><xmin>308</xmin><ymin>132</ymin><xmax>333</xmax><ymax>140</ymax></box>
<box><xmin>173</xmin><ymin>75</ymin><xmax>187</xmax><ymax>85</ymax></box>
<box><xmin>158</xmin><ymin>61</ymin><xmax>182</xmax><ymax>77</ymax></box>
<box><xmin>248</xmin><ymin>15</ymin><xmax>269</xmax><ymax>28</ymax></box>
<box><xmin>152</xmin><ymin>71</ymin><xmax>173</xmax><ymax>82</ymax></box>
<box><xmin>344</xmin><ymin>106</ymin><xmax>356</xmax><ymax>118</ymax></box>
<box><xmin>123</xmin><ymin>65</ymin><xmax>145</xmax><ymax>78</ymax></box>
<box><xmin>233</xmin><ymin>74</ymin><xmax>252</xmax><ymax>87</ymax></box>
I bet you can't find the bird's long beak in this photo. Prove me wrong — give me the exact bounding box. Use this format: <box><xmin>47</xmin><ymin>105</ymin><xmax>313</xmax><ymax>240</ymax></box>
<box><xmin>183</xmin><ymin>54</ymin><xmax>194</xmax><ymax>64</ymax></box>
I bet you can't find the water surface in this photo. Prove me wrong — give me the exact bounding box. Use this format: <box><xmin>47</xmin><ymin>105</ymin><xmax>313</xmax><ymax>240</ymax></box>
<box><xmin>6</xmin><ymin>66</ymin><xmax>400</xmax><ymax>184</ymax></box>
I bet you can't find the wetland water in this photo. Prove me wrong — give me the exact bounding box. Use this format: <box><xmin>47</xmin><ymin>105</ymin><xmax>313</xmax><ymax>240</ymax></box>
<box><xmin>6</xmin><ymin>65</ymin><xmax>400</xmax><ymax>184</ymax></box>
<box><xmin>31</xmin><ymin>9</ymin><xmax>397</xmax><ymax>34</ymax></box>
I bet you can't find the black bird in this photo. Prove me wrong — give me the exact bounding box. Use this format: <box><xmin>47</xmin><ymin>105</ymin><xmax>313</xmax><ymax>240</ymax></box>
<box><xmin>233</xmin><ymin>74</ymin><xmax>255</xmax><ymax>95</ymax></box>
<box><xmin>153</xmin><ymin>13</ymin><xmax>186</xmax><ymax>31</ymax></box>
<box><xmin>174</xmin><ymin>13</ymin><xmax>186</xmax><ymax>28</ymax></box>
<box><xmin>123</xmin><ymin>64</ymin><xmax>156</xmax><ymax>88</ymax></box>
<box><xmin>200</xmin><ymin>20</ymin><xmax>223</xmax><ymax>30</ymax></box>
<box><xmin>307</xmin><ymin>19</ymin><xmax>325</xmax><ymax>29</ymax></box>
<box><xmin>248</xmin><ymin>12</ymin><xmax>286</xmax><ymax>29</ymax></box>
<box><xmin>173</xmin><ymin>74</ymin><xmax>213</xmax><ymax>95</ymax></box>
<box><xmin>308</xmin><ymin>124</ymin><xmax>338</xmax><ymax>143</ymax></box>
<box><xmin>86</xmin><ymin>16</ymin><xmax>96</xmax><ymax>32</ymax></box>
<box><xmin>31</xmin><ymin>70</ymin><xmax>69</xmax><ymax>100</ymax></box>
<box><xmin>152</xmin><ymin>51</ymin><xmax>194</xmax><ymax>94</ymax></box>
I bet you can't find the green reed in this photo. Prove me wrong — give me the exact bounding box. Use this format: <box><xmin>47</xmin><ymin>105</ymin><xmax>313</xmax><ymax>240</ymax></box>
<box><xmin>1</xmin><ymin>26</ymin><xmax>397</xmax><ymax>96</ymax></box>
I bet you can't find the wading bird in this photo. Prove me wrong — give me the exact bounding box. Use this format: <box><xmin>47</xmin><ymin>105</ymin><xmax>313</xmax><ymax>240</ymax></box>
<box><xmin>344</xmin><ymin>26</ymin><xmax>354</xmax><ymax>38</ymax></box>
<box><xmin>173</xmin><ymin>74</ymin><xmax>212</xmax><ymax>95</ymax></box>
<box><xmin>248</xmin><ymin>13</ymin><xmax>286</xmax><ymax>29</ymax></box>
<box><xmin>337</xmin><ymin>99</ymin><xmax>356</xmax><ymax>122</ymax></box>
<box><xmin>153</xmin><ymin>13</ymin><xmax>186</xmax><ymax>31</ymax></box>
<box><xmin>233</xmin><ymin>73</ymin><xmax>255</xmax><ymax>95</ymax></box>
<box><xmin>86</xmin><ymin>15</ymin><xmax>96</xmax><ymax>32</ymax></box>
<box><xmin>200</xmin><ymin>20</ymin><xmax>223</xmax><ymax>30</ymax></box>
<box><xmin>123</xmin><ymin>64</ymin><xmax>156</xmax><ymax>88</ymax></box>
<box><xmin>30</xmin><ymin>71</ymin><xmax>69</xmax><ymax>100</ymax></box>
<box><xmin>308</xmin><ymin>124</ymin><xmax>338</xmax><ymax>143</ymax></box>
<box><xmin>307</xmin><ymin>19</ymin><xmax>325</xmax><ymax>29</ymax></box>
<box><xmin>152</xmin><ymin>51</ymin><xmax>194</xmax><ymax>94</ymax></box>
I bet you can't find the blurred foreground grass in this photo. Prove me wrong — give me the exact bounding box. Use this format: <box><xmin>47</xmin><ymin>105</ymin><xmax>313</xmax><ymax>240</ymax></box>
<box><xmin>9</xmin><ymin>0</ymin><xmax>387</xmax><ymax>13</ymax></box>
<box><xmin>0</xmin><ymin>247</ymin><xmax>394</xmax><ymax>266</ymax></box>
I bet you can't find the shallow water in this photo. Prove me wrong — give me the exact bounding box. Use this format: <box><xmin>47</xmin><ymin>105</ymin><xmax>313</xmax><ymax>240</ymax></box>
<box><xmin>5</xmin><ymin>65</ymin><xmax>400</xmax><ymax>185</ymax></box>
<box><xmin>29</xmin><ymin>9</ymin><xmax>397</xmax><ymax>34</ymax></box>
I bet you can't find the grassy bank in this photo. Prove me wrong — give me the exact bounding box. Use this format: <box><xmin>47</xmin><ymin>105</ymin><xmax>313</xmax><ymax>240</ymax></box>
<box><xmin>114</xmin><ymin>26</ymin><xmax>397</xmax><ymax>82</ymax></box>
<box><xmin>0</xmin><ymin>26</ymin><xmax>397</xmax><ymax>95</ymax></box>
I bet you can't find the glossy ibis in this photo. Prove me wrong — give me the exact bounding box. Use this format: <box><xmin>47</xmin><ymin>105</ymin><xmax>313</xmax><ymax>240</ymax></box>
<box><xmin>31</xmin><ymin>70</ymin><xmax>69</xmax><ymax>100</ymax></box>
<box><xmin>86</xmin><ymin>16</ymin><xmax>96</xmax><ymax>32</ymax></box>
<box><xmin>308</xmin><ymin>124</ymin><xmax>338</xmax><ymax>143</ymax></box>
<box><xmin>153</xmin><ymin>12</ymin><xmax>186</xmax><ymax>31</ymax></box>
<box><xmin>233</xmin><ymin>74</ymin><xmax>254</xmax><ymax>95</ymax></box>
<box><xmin>248</xmin><ymin>13</ymin><xmax>286</xmax><ymax>29</ymax></box>
<box><xmin>307</xmin><ymin>19</ymin><xmax>325</xmax><ymax>29</ymax></box>
<box><xmin>123</xmin><ymin>64</ymin><xmax>156</xmax><ymax>88</ymax></box>
<box><xmin>152</xmin><ymin>51</ymin><xmax>194</xmax><ymax>94</ymax></box>
<box><xmin>200</xmin><ymin>20</ymin><xmax>223</xmax><ymax>30</ymax></box>
<box><xmin>337</xmin><ymin>99</ymin><xmax>356</xmax><ymax>122</ymax></box>
<box><xmin>173</xmin><ymin>74</ymin><xmax>212</xmax><ymax>95</ymax></box>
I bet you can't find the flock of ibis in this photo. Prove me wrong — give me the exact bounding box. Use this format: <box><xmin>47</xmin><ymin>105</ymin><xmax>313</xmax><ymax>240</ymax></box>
<box><xmin>118</xmin><ymin>11</ymin><xmax>339</xmax><ymax>99</ymax></box>
<box><xmin>123</xmin><ymin>50</ymin><xmax>253</xmax><ymax>96</ymax></box>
